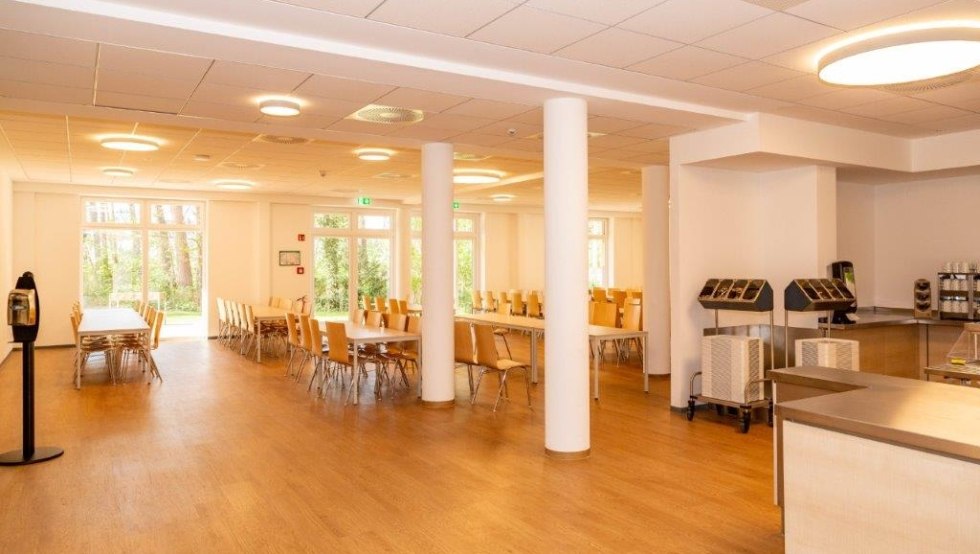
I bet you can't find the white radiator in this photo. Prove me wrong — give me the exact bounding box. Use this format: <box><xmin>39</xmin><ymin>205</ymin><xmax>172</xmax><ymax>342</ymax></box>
<box><xmin>795</xmin><ymin>338</ymin><xmax>860</xmax><ymax>371</ymax></box>
<box><xmin>701</xmin><ymin>335</ymin><xmax>765</xmax><ymax>403</ymax></box>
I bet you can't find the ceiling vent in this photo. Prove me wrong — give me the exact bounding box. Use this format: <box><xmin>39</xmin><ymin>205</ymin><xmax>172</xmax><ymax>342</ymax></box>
<box><xmin>255</xmin><ymin>134</ymin><xmax>313</xmax><ymax>145</ymax></box>
<box><xmin>454</xmin><ymin>152</ymin><xmax>491</xmax><ymax>162</ymax></box>
<box><xmin>219</xmin><ymin>162</ymin><xmax>265</xmax><ymax>170</ymax></box>
<box><xmin>349</xmin><ymin>104</ymin><xmax>424</xmax><ymax>124</ymax></box>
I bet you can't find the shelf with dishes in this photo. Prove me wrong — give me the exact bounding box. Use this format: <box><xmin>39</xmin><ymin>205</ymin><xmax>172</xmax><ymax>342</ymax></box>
<box><xmin>938</xmin><ymin>269</ymin><xmax>980</xmax><ymax>320</ymax></box>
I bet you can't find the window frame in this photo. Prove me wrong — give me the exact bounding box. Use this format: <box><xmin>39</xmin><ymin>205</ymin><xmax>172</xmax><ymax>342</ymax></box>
<box><xmin>408</xmin><ymin>211</ymin><xmax>482</xmax><ymax>309</ymax></box>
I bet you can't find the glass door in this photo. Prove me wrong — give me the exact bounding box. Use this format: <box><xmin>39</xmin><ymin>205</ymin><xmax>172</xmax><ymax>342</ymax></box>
<box><xmin>313</xmin><ymin>236</ymin><xmax>350</xmax><ymax>320</ymax></box>
<box><xmin>357</xmin><ymin>237</ymin><xmax>391</xmax><ymax>309</ymax></box>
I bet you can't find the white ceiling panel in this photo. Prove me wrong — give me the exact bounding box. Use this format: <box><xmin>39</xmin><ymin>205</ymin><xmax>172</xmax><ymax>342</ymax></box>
<box><xmin>693</xmin><ymin>61</ymin><xmax>803</xmax><ymax>92</ymax></box>
<box><xmin>786</xmin><ymin>0</ymin><xmax>946</xmax><ymax>31</ymax></box>
<box><xmin>447</xmin><ymin>132</ymin><xmax>514</xmax><ymax>147</ymax></box>
<box><xmin>475</xmin><ymin>120</ymin><xmax>542</xmax><ymax>139</ymax></box>
<box><xmin>203</xmin><ymin>60</ymin><xmax>310</xmax><ymax>92</ymax></box>
<box><xmin>384</xmin><ymin>125</ymin><xmax>458</xmax><ymax>141</ymax></box>
<box><xmin>587</xmin><ymin>117</ymin><xmax>646</xmax><ymax>134</ymax></box>
<box><xmin>95</xmin><ymin>92</ymin><xmax>184</xmax><ymax>114</ymax></box>
<box><xmin>799</xmin><ymin>88</ymin><xmax>895</xmax><ymax>110</ymax></box>
<box><xmin>98</xmin><ymin>45</ymin><xmax>211</xmax><ymax>82</ymax></box>
<box><xmin>527</xmin><ymin>0</ymin><xmax>669</xmax><ymax>26</ymax></box>
<box><xmin>443</xmin><ymin>99</ymin><xmax>535</xmax><ymax>120</ymax></box>
<box><xmin>617</xmin><ymin>123</ymin><xmax>689</xmax><ymax>140</ymax></box>
<box><xmin>882</xmin><ymin>105</ymin><xmax>974</xmax><ymax>125</ymax></box>
<box><xmin>469</xmin><ymin>6</ymin><xmax>606</xmax><ymax>54</ymax></box>
<box><xmin>745</xmin><ymin>75</ymin><xmax>830</xmax><ymax>101</ymax></box>
<box><xmin>255</xmin><ymin>113</ymin><xmax>339</xmax><ymax>128</ymax></box>
<box><xmin>97</xmin><ymin>70</ymin><xmax>199</xmax><ymax>100</ymax></box>
<box><xmin>374</xmin><ymin>87</ymin><xmax>469</xmax><ymax>112</ymax></box>
<box><xmin>301</xmin><ymin>97</ymin><xmax>365</xmax><ymax>117</ymax></box>
<box><xmin>271</xmin><ymin>0</ymin><xmax>387</xmax><ymax>18</ymax></box>
<box><xmin>0</xmin><ymin>56</ymin><xmax>94</xmax><ymax>89</ymax></box>
<box><xmin>293</xmin><ymin>74</ymin><xmax>395</xmax><ymax>103</ymax></box>
<box><xmin>627</xmin><ymin>46</ymin><xmax>746</xmax><ymax>80</ymax></box>
<box><xmin>412</xmin><ymin>113</ymin><xmax>496</xmax><ymax>132</ymax></box>
<box><xmin>555</xmin><ymin>28</ymin><xmax>681</xmax><ymax>68</ymax></box>
<box><xmin>0</xmin><ymin>30</ymin><xmax>92</xmax><ymax>68</ymax></box>
<box><xmin>588</xmin><ymin>134</ymin><xmax>648</xmax><ymax>149</ymax></box>
<box><xmin>840</xmin><ymin>97</ymin><xmax>936</xmax><ymax>118</ymax></box>
<box><xmin>181</xmin><ymin>100</ymin><xmax>261</xmax><ymax>122</ymax></box>
<box><xmin>697</xmin><ymin>12</ymin><xmax>838</xmax><ymax>59</ymax></box>
<box><xmin>0</xmin><ymin>79</ymin><xmax>91</xmax><ymax>104</ymax></box>
<box><xmin>369</xmin><ymin>0</ymin><xmax>519</xmax><ymax>37</ymax></box>
<box><xmin>619</xmin><ymin>0</ymin><xmax>771</xmax><ymax>44</ymax></box>
<box><xmin>929</xmin><ymin>113</ymin><xmax>980</xmax><ymax>133</ymax></box>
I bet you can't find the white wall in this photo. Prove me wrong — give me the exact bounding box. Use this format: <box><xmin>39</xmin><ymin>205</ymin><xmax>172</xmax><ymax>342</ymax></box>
<box><xmin>269</xmin><ymin>203</ymin><xmax>313</xmax><ymax>307</ymax></box>
<box><xmin>612</xmin><ymin>216</ymin><xmax>643</xmax><ymax>289</ymax></box>
<box><xmin>874</xmin><ymin>173</ymin><xmax>980</xmax><ymax>309</ymax></box>
<box><xmin>836</xmin><ymin>181</ymin><xmax>876</xmax><ymax>308</ymax></box>
<box><xmin>0</xmin><ymin>172</ymin><xmax>12</xmax><ymax>364</ymax></box>
<box><xmin>207</xmin><ymin>200</ymin><xmax>261</xmax><ymax>336</ymax></box>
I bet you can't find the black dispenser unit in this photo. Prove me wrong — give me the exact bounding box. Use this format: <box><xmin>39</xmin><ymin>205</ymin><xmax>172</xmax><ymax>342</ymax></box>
<box><xmin>1</xmin><ymin>272</ymin><xmax>64</xmax><ymax>466</ymax></box>
<box><xmin>829</xmin><ymin>261</ymin><xmax>858</xmax><ymax>324</ymax></box>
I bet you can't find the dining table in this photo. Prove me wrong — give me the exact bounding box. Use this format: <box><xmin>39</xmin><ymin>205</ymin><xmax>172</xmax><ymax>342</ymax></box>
<box><xmin>251</xmin><ymin>305</ymin><xmax>289</xmax><ymax>362</ymax></box>
<box><xmin>454</xmin><ymin>312</ymin><xmax>648</xmax><ymax>400</ymax></box>
<box><xmin>75</xmin><ymin>308</ymin><xmax>158</xmax><ymax>389</ymax></box>
<box><xmin>321</xmin><ymin>321</ymin><xmax>422</xmax><ymax>405</ymax></box>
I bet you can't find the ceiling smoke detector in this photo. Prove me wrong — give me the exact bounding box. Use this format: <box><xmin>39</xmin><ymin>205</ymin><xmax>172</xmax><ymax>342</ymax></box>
<box><xmin>255</xmin><ymin>134</ymin><xmax>313</xmax><ymax>145</ymax></box>
<box><xmin>348</xmin><ymin>104</ymin><xmax>424</xmax><ymax>124</ymax></box>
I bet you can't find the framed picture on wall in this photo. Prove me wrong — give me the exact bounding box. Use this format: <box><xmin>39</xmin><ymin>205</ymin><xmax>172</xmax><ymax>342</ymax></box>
<box><xmin>279</xmin><ymin>250</ymin><xmax>301</xmax><ymax>266</ymax></box>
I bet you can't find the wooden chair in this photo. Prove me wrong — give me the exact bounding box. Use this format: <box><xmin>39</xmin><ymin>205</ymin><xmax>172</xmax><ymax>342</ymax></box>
<box><xmin>509</xmin><ymin>289</ymin><xmax>524</xmax><ymax>315</ymax></box>
<box><xmin>472</xmin><ymin>324</ymin><xmax>531</xmax><ymax>412</ymax></box>
<box><xmin>592</xmin><ymin>287</ymin><xmax>608</xmax><ymax>303</ymax></box>
<box><xmin>352</xmin><ymin>309</ymin><xmax>366</xmax><ymax>325</ymax></box>
<box><xmin>306</xmin><ymin>317</ymin><xmax>330</xmax><ymax>392</ymax></box>
<box><xmin>610</xmin><ymin>289</ymin><xmax>628</xmax><ymax>309</ymax></box>
<box><xmin>389</xmin><ymin>315</ymin><xmax>420</xmax><ymax>389</ymax></box>
<box><xmin>482</xmin><ymin>291</ymin><xmax>496</xmax><ymax>312</ymax></box>
<box><xmin>216</xmin><ymin>297</ymin><xmax>228</xmax><ymax>342</ymax></box>
<box><xmin>471</xmin><ymin>290</ymin><xmax>483</xmax><ymax>313</ymax></box>
<box><xmin>283</xmin><ymin>312</ymin><xmax>304</xmax><ymax>377</ymax></box>
<box><xmin>365</xmin><ymin>311</ymin><xmax>384</xmax><ymax>328</ymax></box>
<box><xmin>619</xmin><ymin>302</ymin><xmax>643</xmax><ymax>363</ymax></box>
<box><xmin>294</xmin><ymin>314</ymin><xmax>314</xmax><ymax>381</ymax></box>
<box><xmin>591</xmin><ymin>302</ymin><xmax>619</xmax><ymax>362</ymax></box>
<box><xmin>526</xmin><ymin>292</ymin><xmax>543</xmax><ymax>319</ymax></box>
<box><xmin>324</xmin><ymin>321</ymin><xmax>360</xmax><ymax>402</ymax></box>
<box><xmin>454</xmin><ymin>321</ymin><xmax>478</xmax><ymax>398</ymax></box>
<box><xmin>493</xmin><ymin>301</ymin><xmax>513</xmax><ymax>358</ymax></box>
<box><xmin>388</xmin><ymin>298</ymin><xmax>400</xmax><ymax>314</ymax></box>
<box><xmin>70</xmin><ymin>312</ymin><xmax>117</xmax><ymax>385</ymax></box>
<box><xmin>398</xmin><ymin>299</ymin><xmax>408</xmax><ymax>314</ymax></box>
<box><xmin>374</xmin><ymin>296</ymin><xmax>387</xmax><ymax>313</ymax></box>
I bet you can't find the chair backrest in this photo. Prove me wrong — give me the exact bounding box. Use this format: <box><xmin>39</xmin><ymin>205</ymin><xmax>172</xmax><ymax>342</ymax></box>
<box><xmin>454</xmin><ymin>321</ymin><xmax>475</xmax><ymax>364</ymax></box>
<box><xmin>326</xmin><ymin>322</ymin><xmax>350</xmax><ymax>365</ymax></box>
<box><xmin>496</xmin><ymin>301</ymin><xmax>511</xmax><ymax>315</ymax></box>
<box><xmin>526</xmin><ymin>292</ymin><xmax>542</xmax><ymax>318</ymax></box>
<box><xmin>404</xmin><ymin>315</ymin><xmax>421</xmax><ymax>353</ymax></box>
<box><xmin>268</xmin><ymin>296</ymin><xmax>276</xmax><ymax>307</ymax></box>
<box><xmin>363</xmin><ymin>294</ymin><xmax>373</xmax><ymax>310</ymax></box>
<box><xmin>375</xmin><ymin>296</ymin><xmax>386</xmax><ymax>313</ymax></box>
<box><xmin>352</xmin><ymin>309</ymin><xmax>366</xmax><ymax>325</ymax></box>
<box><xmin>365</xmin><ymin>310</ymin><xmax>383</xmax><ymax>328</ymax></box>
<box><xmin>245</xmin><ymin>304</ymin><xmax>256</xmax><ymax>329</ymax></box>
<box><xmin>389</xmin><ymin>298</ymin><xmax>400</xmax><ymax>314</ymax></box>
<box><xmin>146</xmin><ymin>306</ymin><xmax>157</xmax><ymax>326</ymax></box>
<box><xmin>509</xmin><ymin>289</ymin><xmax>522</xmax><ymax>304</ymax></box>
<box><xmin>285</xmin><ymin>312</ymin><xmax>300</xmax><ymax>347</ymax></box>
<box><xmin>398</xmin><ymin>300</ymin><xmax>408</xmax><ymax>314</ymax></box>
<box><xmin>471</xmin><ymin>290</ymin><xmax>482</xmax><ymax>307</ymax></box>
<box><xmin>628</xmin><ymin>290</ymin><xmax>642</xmax><ymax>301</ymax></box>
<box><xmin>610</xmin><ymin>289</ymin><xmax>628</xmax><ymax>308</ymax></box>
<box><xmin>388</xmin><ymin>313</ymin><xmax>408</xmax><ymax>332</ymax></box>
<box><xmin>482</xmin><ymin>291</ymin><xmax>495</xmax><ymax>311</ymax></box>
<box><xmin>592</xmin><ymin>287</ymin><xmax>607</xmax><ymax>302</ymax></box>
<box><xmin>151</xmin><ymin>311</ymin><xmax>165</xmax><ymax>349</ymax></box>
<box><xmin>499</xmin><ymin>291</ymin><xmax>509</xmax><ymax>304</ymax></box>
<box><xmin>70</xmin><ymin>313</ymin><xmax>80</xmax><ymax>343</ymax></box>
<box><xmin>622</xmin><ymin>303</ymin><xmax>641</xmax><ymax>331</ymax></box>
<box><xmin>216</xmin><ymin>297</ymin><xmax>226</xmax><ymax>322</ymax></box>
<box><xmin>308</xmin><ymin>317</ymin><xmax>323</xmax><ymax>356</ymax></box>
<box><xmin>473</xmin><ymin>324</ymin><xmax>501</xmax><ymax>366</ymax></box>
<box><xmin>592</xmin><ymin>301</ymin><xmax>618</xmax><ymax>327</ymax></box>
<box><xmin>299</xmin><ymin>314</ymin><xmax>312</xmax><ymax>350</ymax></box>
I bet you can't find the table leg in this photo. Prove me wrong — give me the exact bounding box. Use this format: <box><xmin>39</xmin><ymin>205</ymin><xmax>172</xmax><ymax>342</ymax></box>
<box><xmin>74</xmin><ymin>338</ymin><xmax>82</xmax><ymax>390</ymax></box>
<box><xmin>530</xmin><ymin>330</ymin><xmax>539</xmax><ymax>384</ymax></box>
<box><xmin>352</xmin><ymin>345</ymin><xmax>360</xmax><ymax>405</ymax></box>
<box><xmin>256</xmin><ymin>324</ymin><xmax>264</xmax><ymax>363</ymax></box>
<box><xmin>592</xmin><ymin>338</ymin><xmax>600</xmax><ymax>401</ymax></box>
<box><xmin>416</xmin><ymin>338</ymin><xmax>422</xmax><ymax>399</ymax></box>
<box><xmin>642</xmin><ymin>335</ymin><xmax>649</xmax><ymax>393</ymax></box>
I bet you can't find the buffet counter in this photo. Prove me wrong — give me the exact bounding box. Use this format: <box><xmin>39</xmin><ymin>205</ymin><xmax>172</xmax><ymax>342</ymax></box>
<box><xmin>772</xmin><ymin>366</ymin><xmax>980</xmax><ymax>553</ymax></box>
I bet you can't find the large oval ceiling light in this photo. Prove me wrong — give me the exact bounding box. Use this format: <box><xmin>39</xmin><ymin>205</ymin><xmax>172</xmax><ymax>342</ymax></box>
<box><xmin>354</xmin><ymin>148</ymin><xmax>394</xmax><ymax>161</ymax></box>
<box><xmin>453</xmin><ymin>169</ymin><xmax>503</xmax><ymax>185</ymax></box>
<box><xmin>490</xmin><ymin>193</ymin><xmax>515</xmax><ymax>202</ymax></box>
<box><xmin>214</xmin><ymin>180</ymin><xmax>255</xmax><ymax>191</ymax></box>
<box><xmin>818</xmin><ymin>23</ymin><xmax>980</xmax><ymax>86</ymax></box>
<box><xmin>259</xmin><ymin>98</ymin><xmax>301</xmax><ymax>117</ymax></box>
<box><xmin>102</xmin><ymin>167</ymin><xmax>136</xmax><ymax>177</ymax></box>
<box><xmin>100</xmin><ymin>135</ymin><xmax>160</xmax><ymax>152</ymax></box>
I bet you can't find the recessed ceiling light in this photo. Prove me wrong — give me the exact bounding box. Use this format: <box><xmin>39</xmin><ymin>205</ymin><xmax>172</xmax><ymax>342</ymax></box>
<box><xmin>490</xmin><ymin>194</ymin><xmax>515</xmax><ymax>202</ymax></box>
<box><xmin>102</xmin><ymin>167</ymin><xmax>136</xmax><ymax>177</ymax></box>
<box><xmin>349</xmin><ymin>104</ymin><xmax>424</xmax><ymax>124</ymax></box>
<box><xmin>453</xmin><ymin>169</ymin><xmax>504</xmax><ymax>185</ymax></box>
<box><xmin>194</xmin><ymin>154</ymin><xmax>211</xmax><ymax>162</ymax></box>
<box><xmin>454</xmin><ymin>152</ymin><xmax>491</xmax><ymax>162</ymax></box>
<box><xmin>100</xmin><ymin>135</ymin><xmax>160</xmax><ymax>152</ymax></box>
<box><xmin>214</xmin><ymin>180</ymin><xmax>255</xmax><ymax>191</ymax></box>
<box><xmin>354</xmin><ymin>148</ymin><xmax>395</xmax><ymax>161</ymax></box>
<box><xmin>259</xmin><ymin>98</ymin><xmax>301</xmax><ymax>117</ymax></box>
<box><xmin>818</xmin><ymin>22</ymin><xmax>980</xmax><ymax>86</ymax></box>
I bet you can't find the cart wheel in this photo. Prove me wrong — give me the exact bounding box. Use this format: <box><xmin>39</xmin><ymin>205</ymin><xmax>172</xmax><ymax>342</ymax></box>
<box><xmin>738</xmin><ymin>411</ymin><xmax>751</xmax><ymax>433</ymax></box>
<box><xmin>687</xmin><ymin>399</ymin><xmax>696</xmax><ymax>421</ymax></box>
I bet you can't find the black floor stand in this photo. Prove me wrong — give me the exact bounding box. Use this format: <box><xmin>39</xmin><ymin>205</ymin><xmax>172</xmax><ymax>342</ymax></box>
<box><xmin>0</xmin><ymin>342</ymin><xmax>63</xmax><ymax>466</ymax></box>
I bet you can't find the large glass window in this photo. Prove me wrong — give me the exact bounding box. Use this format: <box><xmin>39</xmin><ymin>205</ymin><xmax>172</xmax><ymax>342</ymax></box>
<box><xmin>312</xmin><ymin>209</ymin><xmax>393</xmax><ymax>320</ymax></box>
<box><xmin>81</xmin><ymin>199</ymin><xmax>205</xmax><ymax>337</ymax></box>
<box><xmin>588</xmin><ymin>217</ymin><xmax>609</xmax><ymax>288</ymax></box>
<box><xmin>409</xmin><ymin>213</ymin><xmax>480</xmax><ymax>311</ymax></box>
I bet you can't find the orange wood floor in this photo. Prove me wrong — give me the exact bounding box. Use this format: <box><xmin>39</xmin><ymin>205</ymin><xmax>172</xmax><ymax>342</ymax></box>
<box><xmin>0</xmin><ymin>335</ymin><xmax>783</xmax><ymax>553</ymax></box>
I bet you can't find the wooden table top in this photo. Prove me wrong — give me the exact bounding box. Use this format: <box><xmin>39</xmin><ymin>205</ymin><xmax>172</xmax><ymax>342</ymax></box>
<box><xmin>78</xmin><ymin>308</ymin><xmax>149</xmax><ymax>336</ymax></box>
<box><xmin>251</xmin><ymin>305</ymin><xmax>289</xmax><ymax>320</ymax></box>
<box><xmin>319</xmin><ymin>321</ymin><xmax>421</xmax><ymax>344</ymax></box>
<box><xmin>455</xmin><ymin>312</ymin><xmax>646</xmax><ymax>339</ymax></box>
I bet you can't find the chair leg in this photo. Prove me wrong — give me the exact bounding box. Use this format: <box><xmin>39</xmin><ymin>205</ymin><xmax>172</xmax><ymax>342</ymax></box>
<box><xmin>500</xmin><ymin>334</ymin><xmax>513</xmax><ymax>359</ymax></box>
<box><xmin>493</xmin><ymin>371</ymin><xmax>510</xmax><ymax>412</ymax></box>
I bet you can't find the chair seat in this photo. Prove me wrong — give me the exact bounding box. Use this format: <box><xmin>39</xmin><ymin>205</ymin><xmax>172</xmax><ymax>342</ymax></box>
<box><xmin>493</xmin><ymin>328</ymin><xmax>508</xmax><ymax>335</ymax></box>
<box><xmin>493</xmin><ymin>359</ymin><xmax>526</xmax><ymax>371</ymax></box>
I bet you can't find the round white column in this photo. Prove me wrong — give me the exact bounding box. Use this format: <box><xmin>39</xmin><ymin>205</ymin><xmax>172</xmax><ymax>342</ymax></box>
<box><xmin>543</xmin><ymin>97</ymin><xmax>590</xmax><ymax>458</ymax></box>
<box><xmin>420</xmin><ymin>142</ymin><xmax>456</xmax><ymax>406</ymax></box>
<box><xmin>642</xmin><ymin>166</ymin><xmax>670</xmax><ymax>375</ymax></box>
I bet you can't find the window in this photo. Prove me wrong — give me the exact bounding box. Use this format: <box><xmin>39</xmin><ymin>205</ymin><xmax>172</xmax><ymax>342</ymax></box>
<box><xmin>588</xmin><ymin>217</ymin><xmax>609</xmax><ymax>288</ymax></box>
<box><xmin>312</xmin><ymin>209</ymin><xmax>393</xmax><ymax>320</ymax></box>
<box><xmin>409</xmin><ymin>213</ymin><xmax>480</xmax><ymax>311</ymax></box>
<box><xmin>81</xmin><ymin>199</ymin><xmax>205</xmax><ymax>337</ymax></box>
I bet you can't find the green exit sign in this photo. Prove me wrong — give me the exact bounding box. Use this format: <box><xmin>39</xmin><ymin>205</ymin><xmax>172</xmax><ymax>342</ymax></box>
<box><xmin>453</xmin><ymin>201</ymin><xmax>460</xmax><ymax>209</ymax></box>
<box><xmin>356</xmin><ymin>196</ymin><xmax>372</xmax><ymax>206</ymax></box>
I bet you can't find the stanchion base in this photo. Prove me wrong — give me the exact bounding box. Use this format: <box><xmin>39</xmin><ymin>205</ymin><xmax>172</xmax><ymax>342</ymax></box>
<box><xmin>0</xmin><ymin>447</ymin><xmax>64</xmax><ymax>466</ymax></box>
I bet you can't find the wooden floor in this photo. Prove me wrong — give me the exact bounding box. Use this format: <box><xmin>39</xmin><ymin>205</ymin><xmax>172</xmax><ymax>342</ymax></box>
<box><xmin>0</xmin><ymin>335</ymin><xmax>783</xmax><ymax>553</ymax></box>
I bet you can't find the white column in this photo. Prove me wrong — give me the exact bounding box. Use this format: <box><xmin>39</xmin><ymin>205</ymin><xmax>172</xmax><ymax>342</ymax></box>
<box><xmin>420</xmin><ymin>142</ymin><xmax>456</xmax><ymax>406</ymax></box>
<box><xmin>543</xmin><ymin>97</ymin><xmax>590</xmax><ymax>458</ymax></box>
<box><xmin>396</xmin><ymin>207</ymin><xmax>413</xmax><ymax>301</ymax></box>
<box><xmin>642</xmin><ymin>166</ymin><xmax>670</xmax><ymax>375</ymax></box>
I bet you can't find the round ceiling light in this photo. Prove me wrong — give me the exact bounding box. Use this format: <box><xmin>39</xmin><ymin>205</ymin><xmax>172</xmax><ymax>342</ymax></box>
<box><xmin>490</xmin><ymin>194</ymin><xmax>515</xmax><ymax>202</ymax></box>
<box><xmin>259</xmin><ymin>98</ymin><xmax>301</xmax><ymax>117</ymax></box>
<box><xmin>214</xmin><ymin>180</ymin><xmax>255</xmax><ymax>191</ymax></box>
<box><xmin>100</xmin><ymin>135</ymin><xmax>160</xmax><ymax>152</ymax></box>
<box><xmin>102</xmin><ymin>167</ymin><xmax>136</xmax><ymax>177</ymax></box>
<box><xmin>453</xmin><ymin>169</ymin><xmax>504</xmax><ymax>185</ymax></box>
<box><xmin>354</xmin><ymin>148</ymin><xmax>395</xmax><ymax>161</ymax></box>
<box><xmin>818</xmin><ymin>23</ymin><xmax>980</xmax><ymax>86</ymax></box>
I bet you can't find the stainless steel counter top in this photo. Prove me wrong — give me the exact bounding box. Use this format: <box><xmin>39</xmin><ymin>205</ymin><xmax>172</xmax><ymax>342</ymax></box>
<box><xmin>825</xmin><ymin>308</ymin><xmax>965</xmax><ymax>330</ymax></box>
<box><xmin>773</xmin><ymin>366</ymin><xmax>980</xmax><ymax>464</ymax></box>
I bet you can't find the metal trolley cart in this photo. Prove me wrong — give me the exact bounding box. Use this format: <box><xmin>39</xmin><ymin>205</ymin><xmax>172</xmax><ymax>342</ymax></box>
<box><xmin>688</xmin><ymin>278</ymin><xmax>775</xmax><ymax>433</ymax></box>
<box><xmin>783</xmin><ymin>278</ymin><xmax>856</xmax><ymax>368</ymax></box>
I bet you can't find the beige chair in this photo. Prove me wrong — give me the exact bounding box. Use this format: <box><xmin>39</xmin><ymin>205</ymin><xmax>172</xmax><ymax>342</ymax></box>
<box><xmin>216</xmin><ymin>297</ymin><xmax>228</xmax><ymax>342</ymax></box>
<box><xmin>493</xmin><ymin>301</ymin><xmax>513</xmax><ymax>358</ymax></box>
<box><xmin>472</xmin><ymin>324</ymin><xmax>531</xmax><ymax>412</ymax></box>
<box><xmin>306</xmin><ymin>317</ymin><xmax>330</xmax><ymax>392</ymax></box>
<box><xmin>283</xmin><ymin>312</ymin><xmax>304</xmax><ymax>377</ymax></box>
<box><xmin>498</xmin><ymin>291</ymin><xmax>510</xmax><ymax>307</ymax></box>
<box><xmin>294</xmin><ymin>314</ymin><xmax>314</xmax><ymax>380</ymax></box>
<box><xmin>508</xmin><ymin>289</ymin><xmax>524</xmax><ymax>315</ymax></box>
<box><xmin>71</xmin><ymin>312</ymin><xmax>117</xmax><ymax>385</ymax></box>
<box><xmin>454</xmin><ymin>321</ymin><xmax>478</xmax><ymax>398</ymax></box>
<box><xmin>389</xmin><ymin>315</ymin><xmax>420</xmax><ymax>388</ymax></box>
<box><xmin>592</xmin><ymin>287</ymin><xmax>608</xmax><ymax>303</ymax></box>
<box><xmin>482</xmin><ymin>291</ymin><xmax>496</xmax><ymax>312</ymax></box>
<box><xmin>389</xmin><ymin>298</ymin><xmax>400</xmax><ymax>314</ymax></box>
<box><xmin>526</xmin><ymin>292</ymin><xmax>543</xmax><ymax>319</ymax></box>
<box><xmin>591</xmin><ymin>302</ymin><xmax>619</xmax><ymax>362</ymax></box>
<box><xmin>471</xmin><ymin>290</ymin><xmax>483</xmax><ymax>313</ymax></box>
<box><xmin>365</xmin><ymin>311</ymin><xmax>384</xmax><ymax>328</ymax></box>
<box><xmin>352</xmin><ymin>309</ymin><xmax>366</xmax><ymax>325</ymax></box>
<box><xmin>324</xmin><ymin>321</ymin><xmax>361</xmax><ymax>402</ymax></box>
<box><xmin>619</xmin><ymin>302</ymin><xmax>643</xmax><ymax>363</ymax></box>
<box><xmin>398</xmin><ymin>299</ymin><xmax>408</xmax><ymax>314</ymax></box>
<box><xmin>374</xmin><ymin>296</ymin><xmax>387</xmax><ymax>313</ymax></box>
<box><xmin>609</xmin><ymin>289</ymin><xmax>628</xmax><ymax>309</ymax></box>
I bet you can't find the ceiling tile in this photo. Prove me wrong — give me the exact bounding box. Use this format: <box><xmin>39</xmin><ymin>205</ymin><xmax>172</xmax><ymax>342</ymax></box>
<box><xmin>627</xmin><ymin>46</ymin><xmax>746</xmax><ymax>80</ymax></box>
<box><xmin>0</xmin><ymin>29</ymin><xmax>96</xmax><ymax>67</ymax></box>
<box><xmin>745</xmin><ymin>75</ymin><xmax>830</xmax><ymax>101</ymax></box>
<box><xmin>449</xmin><ymin>132</ymin><xmax>514</xmax><ymax>147</ymax></box>
<box><xmin>588</xmin><ymin>134</ymin><xmax>648</xmax><ymax>149</ymax></box>
<box><xmin>443</xmin><ymin>99</ymin><xmax>535</xmax><ymax>119</ymax></box>
<box><xmin>619</xmin><ymin>0</ymin><xmax>771</xmax><ymax>43</ymax></box>
<box><xmin>617</xmin><ymin>123</ymin><xmax>689</xmax><ymax>140</ymax></box>
<box><xmin>203</xmin><ymin>61</ymin><xmax>310</xmax><ymax>92</ymax></box>
<box><xmin>786</xmin><ymin>0</ymin><xmax>945</xmax><ymax>31</ymax></box>
<box><xmin>507</xmin><ymin>108</ymin><xmax>543</xmax><ymax>125</ymax></box>
<box><xmin>325</xmin><ymin>118</ymin><xmax>401</xmax><ymax>135</ymax></box>
<box><xmin>587</xmin><ymin>117</ymin><xmax>647</xmax><ymax>134</ymax></box>
<box><xmin>97</xmin><ymin>70</ymin><xmax>198</xmax><ymax>100</ymax></box>
<box><xmin>255</xmin><ymin>113</ymin><xmax>339</xmax><ymax>128</ymax></box>
<box><xmin>527</xmin><ymin>0</ymin><xmax>669</xmax><ymax>25</ymax></box>
<box><xmin>840</xmin><ymin>96</ymin><xmax>936</xmax><ymax>118</ymax></box>
<box><xmin>693</xmin><ymin>61</ymin><xmax>804</xmax><ymax>92</ymax></box>
<box><xmin>271</xmin><ymin>0</ymin><xmax>387</xmax><ymax>17</ymax></box>
<box><xmin>555</xmin><ymin>28</ymin><xmax>681</xmax><ymax>68</ymax></box>
<box><xmin>911</xmin><ymin>77</ymin><xmax>980</xmax><ymax>106</ymax></box>
<box><xmin>181</xmin><ymin>100</ymin><xmax>261</xmax><ymax>123</ymax></box>
<box><xmin>799</xmin><ymin>88</ymin><xmax>894</xmax><ymax>110</ymax></box>
<box><xmin>742</xmin><ymin>0</ymin><xmax>808</xmax><ymax>8</ymax></box>
<box><xmin>620</xmin><ymin>138</ymin><xmax>671</xmax><ymax>153</ymax></box>
<box><xmin>369</xmin><ymin>0</ymin><xmax>519</xmax><ymax>37</ymax></box>
<box><xmin>499</xmin><ymin>138</ymin><xmax>543</xmax><ymax>152</ymax></box>
<box><xmin>474</xmin><ymin>120</ymin><xmax>542</xmax><ymax>138</ymax></box>
<box><xmin>928</xmin><ymin>113</ymin><xmax>980</xmax><ymax>133</ymax></box>
<box><xmin>95</xmin><ymin>92</ymin><xmax>184</xmax><ymax>114</ymax></box>
<box><xmin>412</xmin><ymin>113</ymin><xmax>497</xmax><ymax>132</ymax></box>
<box><xmin>881</xmin><ymin>105</ymin><xmax>974</xmax><ymax>125</ymax></box>
<box><xmin>0</xmin><ymin>56</ymin><xmax>94</xmax><ymax>89</ymax></box>
<box><xmin>98</xmin><ymin>45</ymin><xmax>211</xmax><ymax>82</ymax></box>
<box><xmin>468</xmin><ymin>6</ymin><xmax>606</xmax><ymax>54</ymax></box>
<box><xmin>374</xmin><ymin>87</ymin><xmax>469</xmax><ymax>112</ymax></box>
<box><xmin>293</xmin><ymin>74</ymin><xmax>395</xmax><ymax>103</ymax></box>
<box><xmin>190</xmin><ymin>82</ymin><xmax>267</xmax><ymax>107</ymax></box>
<box><xmin>0</xmin><ymin>79</ymin><xmax>91</xmax><ymax>104</ymax></box>
<box><xmin>302</xmin><ymin>97</ymin><xmax>365</xmax><ymax>117</ymax></box>
<box><xmin>384</xmin><ymin>126</ymin><xmax>459</xmax><ymax>141</ymax></box>
<box><xmin>698</xmin><ymin>12</ymin><xmax>838</xmax><ymax>58</ymax></box>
